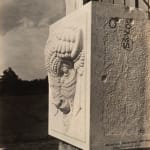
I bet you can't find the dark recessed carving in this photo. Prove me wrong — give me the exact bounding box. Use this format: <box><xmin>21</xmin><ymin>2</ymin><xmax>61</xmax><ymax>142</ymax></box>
<box><xmin>109</xmin><ymin>17</ymin><xmax>119</xmax><ymax>29</ymax></box>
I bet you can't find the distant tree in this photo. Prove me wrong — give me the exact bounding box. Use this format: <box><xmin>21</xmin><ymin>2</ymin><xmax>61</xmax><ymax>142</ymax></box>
<box><xmin>0</xmin><ymin>67</ymin><xmax>20</xmax><ymax>95</ymax></box>
<box><xmin>0</xmin><ymin>67</ymin><xmax>48</xmax><ymax>96</ymax></box>
<box><xmin>1</xmin><ymin>67</ymin><xmax>19</xmax><ymax>81</ymax></box>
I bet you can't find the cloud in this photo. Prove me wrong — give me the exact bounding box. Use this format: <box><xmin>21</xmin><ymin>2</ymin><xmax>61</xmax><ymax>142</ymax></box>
<box><xmin>0</xmin><ymin>0</ymin><xmax>66</xmax><ymax>80</ymax></box>
<box><xmin>0</xmin><ymin>0</ymin><xmax>65</xmax><ymax>35</ymax></box>
<box><xmin>0</xmin><ymin>26</ymin><xmax>49</xmax><ymax>80</ymax></box>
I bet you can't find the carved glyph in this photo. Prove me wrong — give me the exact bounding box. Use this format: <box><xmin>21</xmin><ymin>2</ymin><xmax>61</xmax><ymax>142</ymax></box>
<box><xmin>45</xmin><ymin>27</ymin><xmax>84</xmax><ymax>116</ymax></box>
<box><xmin>94</xmin><ymin>16</ymin><xmax>150</xmax><ymax>136</ymax></box>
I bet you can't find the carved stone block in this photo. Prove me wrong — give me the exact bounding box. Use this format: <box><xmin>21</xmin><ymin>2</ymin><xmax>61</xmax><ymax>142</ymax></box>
<box><xmin>45</xmin><ymin>4</ymin><xmax>91</xmax><ymax>150</ymax></box>
<box><xmin>45</xmin><ymin>2</ymin><xmax>150</xmax><ymax>150</ymax></box>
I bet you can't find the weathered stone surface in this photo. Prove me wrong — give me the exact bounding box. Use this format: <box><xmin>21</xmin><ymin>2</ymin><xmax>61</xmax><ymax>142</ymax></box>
<box><xmin>90</xmin><ymin>2</ymin><xmax>150</xmax><ymax>150</ymax></box>
<box><xmin>46</xmin><ymin>2</ymin><xmax>150</xmax><ymax>150</ymax></box>
<box><xmin>94</xmin><ymin>17</ymin><xmax>148</xmax><ymax>136</ymax></box>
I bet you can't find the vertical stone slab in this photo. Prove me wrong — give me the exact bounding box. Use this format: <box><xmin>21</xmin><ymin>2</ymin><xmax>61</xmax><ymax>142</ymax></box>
<box><xmin>45</xmin><ymin>3</ymin><xmax>92</xmax><ymax>150</ymax></box>
<box><xmin>90</xmin><ymin>2</ymin><xmax>150</xmax><ymax>150</ymax></box>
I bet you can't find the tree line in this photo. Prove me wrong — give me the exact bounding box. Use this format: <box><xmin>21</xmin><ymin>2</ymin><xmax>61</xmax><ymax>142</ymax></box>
<box><xmin>0</xmin><ymin>68</ymin><xmax>48</xmax><ymax>96</ymax></box>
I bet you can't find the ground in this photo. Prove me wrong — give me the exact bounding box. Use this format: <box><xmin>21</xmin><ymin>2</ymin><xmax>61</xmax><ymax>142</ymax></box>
<box><xmin>0</xmin><ymin>94</ymin><xmax>58</xmax><ymax>150</ymax></box>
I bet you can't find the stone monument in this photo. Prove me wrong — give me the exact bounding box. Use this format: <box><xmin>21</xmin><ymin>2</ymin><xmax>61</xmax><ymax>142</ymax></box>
<box><xmin>45</xmin><ymin>1</ymin><xmax>150</xmax><ymax>150</ymax></box>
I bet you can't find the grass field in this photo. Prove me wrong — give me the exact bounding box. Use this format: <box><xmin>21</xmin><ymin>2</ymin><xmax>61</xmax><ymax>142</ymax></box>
<box><xmin>0</xmin><ymin>94</ymin><xmax>58</xmax><ymax>149</ymax></box>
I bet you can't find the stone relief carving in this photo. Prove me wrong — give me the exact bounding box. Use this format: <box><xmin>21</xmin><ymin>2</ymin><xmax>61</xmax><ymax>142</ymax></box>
<box><xmin>45</xmin><ymin>27</ymin><xmax>84</xmax><ymax>116</ymax></box>
<box><xmin>121</xmin><ymin>18</ymin><xmax>133</xmax><ymax>51</ymax></box>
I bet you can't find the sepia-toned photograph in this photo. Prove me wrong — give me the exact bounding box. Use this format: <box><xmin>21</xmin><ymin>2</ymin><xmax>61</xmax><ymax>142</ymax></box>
<box><xmin>0</xmin><ymin>0</ymin><xmax>150</xmax><ymax>150</ymax></box>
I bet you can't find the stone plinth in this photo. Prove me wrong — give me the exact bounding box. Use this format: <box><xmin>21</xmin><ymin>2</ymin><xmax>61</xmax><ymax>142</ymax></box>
<box><xmin>45</xmin><ymin>2</ymin><xmax>150</xmax><ymax>150</ymax></box>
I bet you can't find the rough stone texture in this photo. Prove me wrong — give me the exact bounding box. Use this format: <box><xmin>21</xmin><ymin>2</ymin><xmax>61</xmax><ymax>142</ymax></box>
<box><xmin>90</xmin><ymin>2</ymin><xmax>150</xmax><ymax>150</ymax></box>
<box><xmin>100</xmin><ymin>18</ymin><xmax>148</xmax><ymax>136</ymax></box>
<box><xmin>47</xmin><ymin>1</ymin><xmax>150</xmax><ymax>150</ymax></box>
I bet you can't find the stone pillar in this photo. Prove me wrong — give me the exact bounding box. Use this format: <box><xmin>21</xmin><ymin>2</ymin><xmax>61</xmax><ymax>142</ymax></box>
<box><xmin>45</xmin><ymin>1</ymin><xmax>150</xmax><ymax>150</ymax></box>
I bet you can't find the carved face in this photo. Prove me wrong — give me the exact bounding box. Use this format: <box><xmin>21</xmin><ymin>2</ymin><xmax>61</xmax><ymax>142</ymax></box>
<box><xmin>45</xmin><ymin>27</ymin><xmax>84</xmax><ymax>116</ymax></box>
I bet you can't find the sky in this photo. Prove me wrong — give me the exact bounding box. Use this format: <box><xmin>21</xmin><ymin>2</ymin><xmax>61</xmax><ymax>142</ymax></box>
<box><xmin>0</xmin><ymin>0</ymin><xmax>65</xmax><ymax>80</ymax></box>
